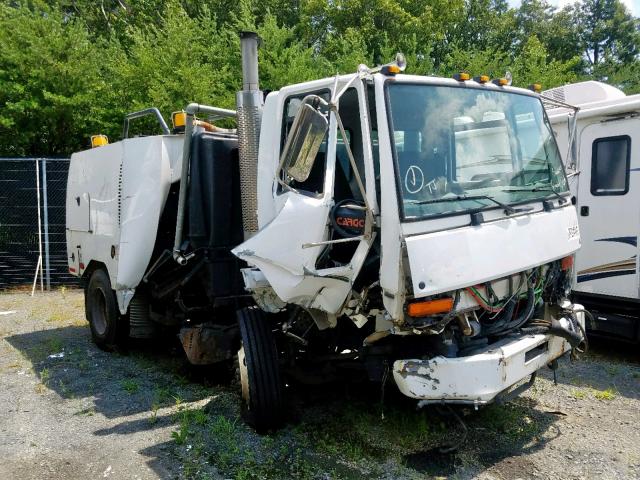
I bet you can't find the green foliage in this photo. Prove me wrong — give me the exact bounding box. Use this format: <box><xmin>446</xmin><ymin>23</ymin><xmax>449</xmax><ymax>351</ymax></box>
<box><xmin>0</xmin><ymin>0</ymin><xmax>638</xmax><ymax>156</ymax></box>
<box><xmin>0</xmin><ymin>2</ymin><xmax>115</xmax><ymax>155</ymax></box>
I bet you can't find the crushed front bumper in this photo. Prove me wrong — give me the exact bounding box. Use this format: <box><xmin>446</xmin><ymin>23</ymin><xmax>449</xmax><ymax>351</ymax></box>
<box><xmin>392</xmin><ymin>310</ymin><xmax>584</xmax><ymax>404</ymax></box>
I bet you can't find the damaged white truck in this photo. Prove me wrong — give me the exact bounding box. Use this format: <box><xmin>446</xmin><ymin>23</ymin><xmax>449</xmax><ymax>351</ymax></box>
<box><xmin>66</xmin><ymin>32</ymin><xmax>586</xmax><ymax>430</ymax></box>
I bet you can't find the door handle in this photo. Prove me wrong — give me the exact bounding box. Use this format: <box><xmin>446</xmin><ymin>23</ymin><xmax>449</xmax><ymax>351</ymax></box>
<box><xmin>580</xmin><ymin>206</ymin><xmax>589</xmax><ymax>216</ymax></box>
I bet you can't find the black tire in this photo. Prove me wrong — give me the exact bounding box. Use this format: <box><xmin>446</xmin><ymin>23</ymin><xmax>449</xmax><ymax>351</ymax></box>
<box><xmin>236</xmin><ymin>307</ymin><xmax>285</xmax><ymax>432</ymax></box>
<box><xmin>86</xmin><ymin>269</ymin><xmax>128</xmax><ymax>350</ymax></box>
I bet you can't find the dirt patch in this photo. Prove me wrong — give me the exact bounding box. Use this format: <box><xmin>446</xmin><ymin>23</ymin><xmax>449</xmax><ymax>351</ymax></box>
<box><xmin>0</xmin><ymin>290</ymin><xmax>638</xmax><ymax>479</ymax></box>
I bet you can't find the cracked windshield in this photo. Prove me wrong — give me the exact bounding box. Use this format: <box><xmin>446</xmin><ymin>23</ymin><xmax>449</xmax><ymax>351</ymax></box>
<box><xmin>387</xmin><ymin>83</ymin><xmax>569</xmax><ymax>220</ymax></box>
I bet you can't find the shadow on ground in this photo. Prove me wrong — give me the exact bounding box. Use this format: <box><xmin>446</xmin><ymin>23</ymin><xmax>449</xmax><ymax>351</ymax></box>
<box><xmin>5</xmin><ymin>325</ymin><xmax>223</xmax><ymax>422</ymax></box>
<box><xmin>4</xmin><ymin>325</ymin><xmax>576</xmax><ymax>479</ymax></box>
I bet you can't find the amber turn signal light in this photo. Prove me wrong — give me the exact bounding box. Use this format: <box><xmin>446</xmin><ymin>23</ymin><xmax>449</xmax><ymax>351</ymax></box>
<box><xmin>561</xmin><ymin>255</ymin><xmax>574</xmax><ymax>271</ymax></box>
<box><xmin>407</xmin><ymin>298</ymin><xmax>454</xmax><ymax>317</ymax></box>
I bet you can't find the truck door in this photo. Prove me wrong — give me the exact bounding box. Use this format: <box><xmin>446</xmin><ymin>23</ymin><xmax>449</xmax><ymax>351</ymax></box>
<box><xmin>234</xmin><ymin>80</ymin><xmax>377</xmax><ymax>315</ymax></box>
<box><xmin>575</xmin><ymin>120</ymin><xmax>640</xmax><ymax>300</ymax></box>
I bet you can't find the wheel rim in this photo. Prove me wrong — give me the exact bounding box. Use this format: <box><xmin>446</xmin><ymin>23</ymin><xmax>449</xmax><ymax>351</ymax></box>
<box><xmin>91</xmin><ymin>288</ymin><xmax>108</xmax><ymax>336</ymax></box>
<box><xmin>237</xmin><ymin>345</ymin><xmax>250</xmax><ymax>406</ymax></box>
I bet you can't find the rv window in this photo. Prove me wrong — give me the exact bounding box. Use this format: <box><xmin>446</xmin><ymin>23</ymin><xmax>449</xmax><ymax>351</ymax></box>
<box><xmin>591</xmin><ymin>136</ymin><xmax>630</xmax><ymax>196</ymax></box>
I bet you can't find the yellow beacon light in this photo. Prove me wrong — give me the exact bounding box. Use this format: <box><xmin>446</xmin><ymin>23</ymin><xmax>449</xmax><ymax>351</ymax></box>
<box><xmin>172</xmin><ymin>111</ymin><xmax>187</xmax><ymax>129</ymax></box>
<box><xmin>453</xmin><ymin>72</ymin><xmax>470</xmax><ymax>81</ymax></box>
<box><xmin>474</xmin><ymin>74</ymin><xmax>490</xmax><ymax>84</ymax></box>
<box><xmin>528</xmin><ymin>83</ymin><xmax>542</xmax><ymax>93</ymax></box>
<box><xmin>493</xmin><ymin>77</ymin><xmax>509</xmax><ymax>86</ymax></box>
<box><xmin>90</xmin><ymin>134</ymin><xmax>109</xmax><ymax>148</ymax></box>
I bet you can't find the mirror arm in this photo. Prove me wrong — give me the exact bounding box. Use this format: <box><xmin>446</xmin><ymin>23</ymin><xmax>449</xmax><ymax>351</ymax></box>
<box><xmin>276</xmin><ymin>174</ymin><xmax>303</xmax><ymax>195</ymax></box>
<box><xmin>331</xmin><ymin>73</ymin><xmax>359</xmax><ymax>104</ymax></box>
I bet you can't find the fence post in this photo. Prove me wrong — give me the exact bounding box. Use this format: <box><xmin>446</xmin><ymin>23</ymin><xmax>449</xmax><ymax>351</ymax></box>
<box><xmin>42</xmin><ymin>159</ymin><xmax>51</xmax><ymax>291</ymax></box>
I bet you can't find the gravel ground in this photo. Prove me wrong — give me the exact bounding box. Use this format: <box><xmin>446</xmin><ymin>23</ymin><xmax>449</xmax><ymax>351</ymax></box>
<box><xmin>0</xmin><ymin>289</ymin><xmax>638</xmax><ymax>480</ymax></box>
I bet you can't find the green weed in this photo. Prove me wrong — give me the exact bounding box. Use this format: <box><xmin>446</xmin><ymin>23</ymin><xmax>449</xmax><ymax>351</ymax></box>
<box><xmin>121</xmin><ymin>378</ymin><xmax>139</xmax><ymax>394</ymax></box>
<box><xmin>171</xmin><ymin>422</ymin><xmax>190</xmax><ymax>445</ymax></box>
<box><xmin>571</xmin><ymin>389</ymin><xmax>586</xmax><ymax>400</ymax></box>
<box><xmin>594</xmin><ymin>387</ymin><xmax>616</xmax><ymax>400</ymax></box>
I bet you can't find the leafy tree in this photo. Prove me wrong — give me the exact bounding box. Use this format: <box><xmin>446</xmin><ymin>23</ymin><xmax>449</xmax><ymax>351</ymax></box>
<box><xmin>0</xmin><ymin>2</ymin><xmax>115</xmax><ymax>155</ymax></box>
<box><xmin>0</xmin><ymin>0</ymin><xmax>638</xmax><ymax>156</ymax></box>
<box><xmin>576</xmin><ymin>0</ymin><xmax>640</xmax><ymax>68</ymax></box>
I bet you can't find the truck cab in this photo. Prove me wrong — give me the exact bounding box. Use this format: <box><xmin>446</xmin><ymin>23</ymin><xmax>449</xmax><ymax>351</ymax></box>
<box><xmin>234</xmin><ymin>68</ymin><xmax>585</xmax><ymax>404</ymax></box>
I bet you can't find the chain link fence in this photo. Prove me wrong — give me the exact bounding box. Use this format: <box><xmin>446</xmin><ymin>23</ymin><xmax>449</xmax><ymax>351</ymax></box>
<box><xmin>0</xmin><ymin>158</ymin><xmax>77</xmax><ymax>291</ymax></box>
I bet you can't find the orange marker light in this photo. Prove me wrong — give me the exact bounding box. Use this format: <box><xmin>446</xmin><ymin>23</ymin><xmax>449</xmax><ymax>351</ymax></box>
<box><xmin>454</xmin><ymin>72</ymin><xmax>470</xmax><ymax>81</ymax></box>
<box><xmin>561</xmin><ymin>255</ymin><xmax>574</xmax><ymax>271</ymax></box>
<box><xmin>172</xmin><ymin>111</ymin><xmax>187</xmax><ymax>128</ymax></box>
<box><xmin>474</xmin><ymin>74</ymin><xmax>490</xmax><ymax>84</ymax></box>
<box><xmin>407</xmin><ymin>298</ymin><xmax>454</xmax><ymax>317</ymax></box>
<box><xmin>90</xmin><ymin>135</ymin><xmax>108</xmax><ymax>148</ymax></box>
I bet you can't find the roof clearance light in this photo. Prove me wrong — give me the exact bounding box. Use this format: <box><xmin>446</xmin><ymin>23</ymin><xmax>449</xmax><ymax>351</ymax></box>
<box><xmin>493</xmin><ymin>77</ymin><xmax>509</xmax><ymax>86</ymax></box>
<box><xmin>407</xmin><ymin>298</ymin><xmax>454</xmax><ymax>317</ymax></box>
<box><xmin>381</xmin><ymin>53</ymin><xmax>407</xmax><ymax>76</ymax></box>
<box><xmin>528</xmin><ymin>83</ymin><xmax>542</xmax><ymax>93</ymax></box>
<box><xmin>172</xmin><ymin>111</ymin><xmax>187</xmax><ymax>129</ymax></box>
<box><xmin>453</xmin><ymin>72</ymin><xmax>470</xmax><ymax>81</ymax></box>
<box><xmin>90</xmin><ymin>134</ymin><xmax>109</xmax><ymax>148</ymax></box>
<box><xmin>474</xmin><ymin>74</ymin><xmax>490</xmax><ymax>84</ymax></box>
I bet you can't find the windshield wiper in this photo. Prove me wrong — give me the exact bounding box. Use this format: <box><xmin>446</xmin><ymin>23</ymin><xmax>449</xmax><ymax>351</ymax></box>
<box><xmin>410</xmin><ymin>194</ymin><xmax>518</xmax><ymax>214</ymax></box>
<box><xmin>502</xmin><ymin>185</ymin><xmax>567</xmax><ymax>204</ymax></box>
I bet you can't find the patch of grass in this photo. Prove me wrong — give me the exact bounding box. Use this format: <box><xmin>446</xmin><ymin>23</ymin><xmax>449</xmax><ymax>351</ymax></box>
<box><xmin>149</xmin><ymin>402</ymin><xmax>160</xmax><ymax>424</ymax></box>
<box><xmin>46</xmin><ymin>311</ymin><xmax>65</xmax><ymax>323</ymax></box>
<box><xmin>74</xmin><ymin>406</ymin><xmax>96</xmax><ymax>416</ymax></box>
<box><xmin>35</xmin><ymin>367</ymin><xmax>50</xmax><ymax>394</ymax></box>
<box><xmin>58</xmin><ymin>379</ymin><xmax>73</xmax><ymax>398</ymax></box>
<box><xmin>571</xmin><ymin>389</ymin><xmax>587</xmax><ymax>400</ymax></box>
<box><xmin>121</xmin><ymin>378</ymin><xmax>139</xmax><ymax>394</ymax></box>
<box><xmin>171</xmin><ymin>422</ymin><xmax>190</xmax><ymax>445</ymax></box>
<box><xmin>474</xmin><ymin>403</ymin><xmax>541</xmax><ymax>441</ymax></box>
<box><xmin>594</xmin><ymin>387</ymin><xmax>617</xmax><ymax>400</ymax></box>
<box><xmin>46</xmin><ymin>337</ymin><xmax>63</xmax><ymax>354</ymax></box>
<box><xmin>605</xmin><ymin>365</ymin><xmax>620</xmax><ymax>376</ymax></box>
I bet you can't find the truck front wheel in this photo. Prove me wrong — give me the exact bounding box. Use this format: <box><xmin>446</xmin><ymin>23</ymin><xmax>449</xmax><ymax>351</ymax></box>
<box><xmin>236</xmin><ymin>307</ymin><xmax>285</xmax><ymax>432</ymax></box>
<box><xmin>86</xmin><ymin>269</ymin><xmax>128</xmax><ymax>350</ymax></box>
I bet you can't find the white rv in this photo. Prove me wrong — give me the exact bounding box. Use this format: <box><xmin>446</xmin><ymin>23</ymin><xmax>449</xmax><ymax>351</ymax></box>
<box><xmin>546</xmin><ymin>81</ymin><xmax>640</xmax><ymax>342</ymax></box>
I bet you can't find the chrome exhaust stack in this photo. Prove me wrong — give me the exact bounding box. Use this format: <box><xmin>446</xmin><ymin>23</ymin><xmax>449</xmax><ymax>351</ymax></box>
<box><xmin>236</xmin><ymin>31</ymin><xmax>263</xmax><ymax>238</ymax></box>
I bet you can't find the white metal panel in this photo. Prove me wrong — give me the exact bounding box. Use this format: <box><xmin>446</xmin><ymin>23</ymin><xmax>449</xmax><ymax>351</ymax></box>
<box><xmin>66</xmin><ymin>142</ymin><xmax>123</xmax><ymax>284</ymax></box>
<box><xmin>116</xmin><ymin>136</ymin><xmax>179</xmax><ymax>291</ymax></box>
<box><xmin>405</xmin><ymin>205</ymin><xmax>581</xmax><ymax>297</ymax></box>
<box><xmin>375</xmin><ymin>75</ymin><xmax>406</xmax><ymax>319</ymax></box>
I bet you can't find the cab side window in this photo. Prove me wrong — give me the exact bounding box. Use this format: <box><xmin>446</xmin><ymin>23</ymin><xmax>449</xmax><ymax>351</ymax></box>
<box><xmin>591</xmin><ymin>135</ymin><xmax>630</xmax><ymax>196</ymax></box>
<box><xmin>279</xmin><ymin>90</ymin><xmax>330</xmax><ymax>195</ymax></box>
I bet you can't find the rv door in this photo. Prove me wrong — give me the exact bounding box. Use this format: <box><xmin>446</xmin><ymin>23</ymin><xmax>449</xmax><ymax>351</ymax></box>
<box><xmin>574</xmin><ymin>120</ymin><xmax>640</xmax><ymax>300</ymax></box>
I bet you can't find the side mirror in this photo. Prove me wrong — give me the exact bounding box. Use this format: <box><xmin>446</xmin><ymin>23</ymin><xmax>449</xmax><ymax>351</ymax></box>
<box><xmin>280</xmin><ymin>96</ymin><xmax>328</xmax><ymax>183</ymax></box>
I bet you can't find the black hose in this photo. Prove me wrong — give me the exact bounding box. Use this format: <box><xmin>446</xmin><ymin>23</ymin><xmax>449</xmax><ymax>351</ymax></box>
<box><xmin>570</xmin><ymin>308</ymin><xmax>596</xmax><ymax>330</ymax></box>
<box><xmin>547</xmin><ymin>318</ymin><xmax>583</xmax><ymax>348</ymax></box>
<box><xmin>487</xmin><ymin>283</ymin><xmax>535</xmax><ymax>336</ymax></box>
